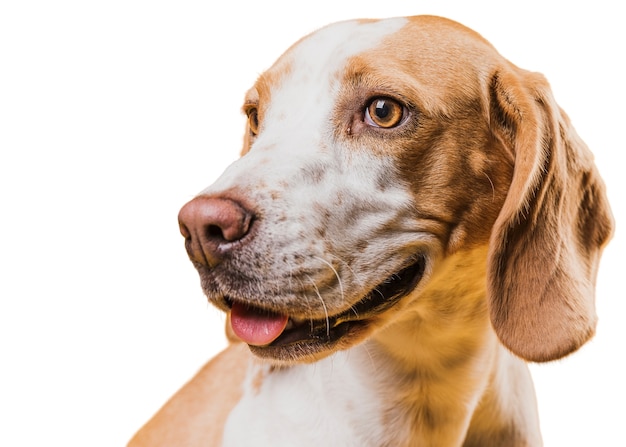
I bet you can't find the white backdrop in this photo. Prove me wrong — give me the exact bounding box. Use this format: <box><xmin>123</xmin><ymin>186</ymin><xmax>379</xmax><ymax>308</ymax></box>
<box><xmin>1</xmin><ymin>1</ymin><xmax>623</xmax><ymax>446</ymax></box>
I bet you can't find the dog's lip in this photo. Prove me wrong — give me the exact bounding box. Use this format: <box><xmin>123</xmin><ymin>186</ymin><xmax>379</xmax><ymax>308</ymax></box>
<box><xmin>226</xmin><ymin>255</ymin><xmax>426</xmax><ymax>350</ymax></box>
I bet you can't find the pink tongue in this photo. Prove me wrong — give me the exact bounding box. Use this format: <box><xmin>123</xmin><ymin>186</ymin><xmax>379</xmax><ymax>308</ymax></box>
<box><xmin>230</xmin><ymin>302</ymin><xmax>289</xmax><ymax>346</ymax></box>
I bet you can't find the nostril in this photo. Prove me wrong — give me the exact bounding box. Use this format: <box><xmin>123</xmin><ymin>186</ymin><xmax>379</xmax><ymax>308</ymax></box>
<box><xmin>207</xmin><ymin>224</ymin><xmax>226</xmax><ymax>240</ymax></box>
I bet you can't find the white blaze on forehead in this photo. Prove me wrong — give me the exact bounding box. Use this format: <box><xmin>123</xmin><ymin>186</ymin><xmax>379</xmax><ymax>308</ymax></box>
<box><xmin>264</xmin><ymin>17</ymin><xmax>408</xmax><ymax>133</ymax></box>
<box><xmin>204</xmin><ymin>17</ymin><xmax>408</xmax><ymax>194</ymax></box>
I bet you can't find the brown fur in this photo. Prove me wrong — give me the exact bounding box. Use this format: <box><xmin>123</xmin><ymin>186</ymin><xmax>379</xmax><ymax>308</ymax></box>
<box><xmin>487</xmin><ymin>68</ymin><xmax>613</xmax><ymax>361</ymax></box>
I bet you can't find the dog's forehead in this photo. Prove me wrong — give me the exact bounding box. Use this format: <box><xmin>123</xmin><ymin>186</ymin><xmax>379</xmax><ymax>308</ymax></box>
<box><xmin>276</xmin><ymin>17</ymin><xmax>408</xmax><ymax>82</ymax></box>
<box><xmin>249</xmin><ymin>16</ymin><xmax>497</xmax><ymax>124</ymax></box>
<box><xmin>249</xmin><ymin>18</ymin><xmax>407</xmax><ymax>119</ymax></box>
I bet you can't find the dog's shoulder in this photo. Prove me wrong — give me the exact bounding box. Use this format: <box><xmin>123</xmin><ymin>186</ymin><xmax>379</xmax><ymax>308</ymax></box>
<box><xmin>128</xmin><ymin>342</ymin><xmax>250</xmax><ymax>447</ymax></box>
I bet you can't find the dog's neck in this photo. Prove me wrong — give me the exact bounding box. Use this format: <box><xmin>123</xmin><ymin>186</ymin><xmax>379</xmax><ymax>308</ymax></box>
<box><xmin>364</xmin><ymin>247</ymin><xmax>504</xmax><ymax>444</ymax></box>
<box><xmin>224</xmin><ymin>333</ymin><xmax>505</xmax><ymax>447</ymax></box>
<box><xmin>373</xmin><ymin>246</ymin><xmax>496</xmax><ymax>371</ymax></box>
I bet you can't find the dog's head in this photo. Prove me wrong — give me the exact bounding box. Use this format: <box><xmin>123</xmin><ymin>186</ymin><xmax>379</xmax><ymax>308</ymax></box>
<box><xmin>178</xmin><ymin>16</ymin><xmax>613</xmax><ymax>364</ymax></box>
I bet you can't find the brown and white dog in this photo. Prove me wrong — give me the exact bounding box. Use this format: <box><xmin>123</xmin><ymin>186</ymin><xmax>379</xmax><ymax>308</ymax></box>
<box><xmin>129</xmin><ymin>15</ymin><xmax>613</xmax><ymax>447</ymax></box>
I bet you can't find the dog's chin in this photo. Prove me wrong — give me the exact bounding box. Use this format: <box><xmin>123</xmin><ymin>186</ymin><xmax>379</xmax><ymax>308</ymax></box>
<box><xmin>225</xmin><ymin>256</ymin><xmax>426</xmax><ymax>363</ymax></box>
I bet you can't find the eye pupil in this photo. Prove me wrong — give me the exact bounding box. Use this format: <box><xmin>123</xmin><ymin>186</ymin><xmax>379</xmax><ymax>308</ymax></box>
<box><xmin>374</xmin><ymin>100</ymin><xmax>390</xmax><ymax>119</ymax></box>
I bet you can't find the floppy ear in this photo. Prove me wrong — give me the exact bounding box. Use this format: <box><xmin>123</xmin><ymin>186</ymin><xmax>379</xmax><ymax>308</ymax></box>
<box><xmin>486</xmin><ymin>66</ymin><xmax>614</xmax><ymax>362</ymax></box>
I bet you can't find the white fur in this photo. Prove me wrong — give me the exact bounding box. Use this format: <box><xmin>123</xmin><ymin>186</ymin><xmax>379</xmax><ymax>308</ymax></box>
<box><xmin>222</xmin><ymin>347</ymin><xmax>391</xmax><ymax>447</ymax></box>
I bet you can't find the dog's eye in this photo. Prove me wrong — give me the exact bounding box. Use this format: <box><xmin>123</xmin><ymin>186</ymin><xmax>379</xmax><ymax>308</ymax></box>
<box><xmin>246</xmin><ymin>107</ymin><xmax>259</xmax><ymax>135</ymax></box>
<box><xmin>365</xmin><ymin>97</ymin><xmax>406</xmax><ymax>128</ymax></box>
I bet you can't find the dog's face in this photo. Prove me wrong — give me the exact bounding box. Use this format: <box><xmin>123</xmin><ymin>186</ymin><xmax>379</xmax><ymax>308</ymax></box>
<box><xmin>179</xmin><ymin>16</ymin><xmax>613</xmax><ymax>364</ymax></box>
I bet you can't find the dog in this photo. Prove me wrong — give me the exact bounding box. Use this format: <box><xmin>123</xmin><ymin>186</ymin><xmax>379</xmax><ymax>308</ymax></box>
<box><xmin>129</xmin><ymin>15</ymin><xmax>613</xmax><ymax>446</ymax></box>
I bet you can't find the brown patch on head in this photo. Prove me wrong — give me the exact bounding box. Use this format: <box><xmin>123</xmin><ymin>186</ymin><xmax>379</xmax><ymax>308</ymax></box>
<box><xmin>334</xmin><ymin>16</ymin><xmax>515</xmax><ymax>253</ymax></box>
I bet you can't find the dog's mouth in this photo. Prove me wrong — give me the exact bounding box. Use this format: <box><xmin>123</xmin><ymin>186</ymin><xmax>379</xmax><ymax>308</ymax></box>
<box><xmin>226</xmin><ymin>256</ymin><xmax>426</xmax><ymax>359</ymax></box>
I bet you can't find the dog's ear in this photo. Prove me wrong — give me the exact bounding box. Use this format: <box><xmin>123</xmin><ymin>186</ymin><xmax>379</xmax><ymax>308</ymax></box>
<box><xmin>486</xmin><ymin>66</ymin><xmax>613</xmax><ymax>362</ymax></box>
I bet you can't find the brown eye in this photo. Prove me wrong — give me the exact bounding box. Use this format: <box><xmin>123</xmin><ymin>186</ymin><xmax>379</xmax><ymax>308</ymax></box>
<box><xmin>365</xmin><ymin>97</ymin><xmax>405</xmax><ymax>128</ymax></box>
<box><xmin>247</xmin><ymin>107</ymin><xmax>259</xmax><ymax>135</ymax></box>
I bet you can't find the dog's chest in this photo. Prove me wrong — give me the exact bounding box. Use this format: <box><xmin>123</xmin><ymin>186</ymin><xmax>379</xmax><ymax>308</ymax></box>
<box><xmin>221</xmin><ymin>349</ymin><xmax>408</xmax><ymax>447</ymax></box>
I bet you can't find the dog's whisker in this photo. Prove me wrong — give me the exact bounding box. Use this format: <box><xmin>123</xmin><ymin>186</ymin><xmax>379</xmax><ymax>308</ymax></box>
<box><xmin>349</xmin><ymin>305</ymin><xmax>360</xmax><ymax>319</ymax></box>
<box><xmin>313</xmin><ymin>256</ymin><xmax>345</xmax><ymax>303</ymax></box>
<box><xmin>294</xmin><ymin>274</ymin><xmax>315</xmax><ymax>318</ymax></box>
<box><xmin>306</xmin><ymin>274</ymin><xmax>331</xmax><ymax>338</ymax></box>
<box><xmin>327</xmin><ymin>253</ymin><xmax>365</xmax><ymax>289</ymax></box>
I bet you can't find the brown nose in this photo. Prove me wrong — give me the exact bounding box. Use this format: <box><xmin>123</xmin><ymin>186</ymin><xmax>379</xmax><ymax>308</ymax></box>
<box><xmin>178</xmin><ymin>196</ymin><xmax>254</xmax><ymax>267</ymax></box>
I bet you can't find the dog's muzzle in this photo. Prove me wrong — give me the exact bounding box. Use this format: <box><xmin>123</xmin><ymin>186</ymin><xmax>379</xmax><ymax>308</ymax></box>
<box><xmin>178</xmin><ymin>194</ymin><xmax>426</xmax><ymax>360</ymax></box>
